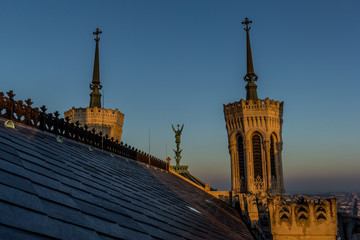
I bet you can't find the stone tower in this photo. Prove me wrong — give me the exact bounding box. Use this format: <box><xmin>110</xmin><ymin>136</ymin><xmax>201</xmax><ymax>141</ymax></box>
<box><xmin>223</xmin><ymin>18</ymin><xmax>285</xmax><ymax>196</ymax></box>
<box><xmin>64</xmin><ymin>28</ymin><xmax>124</xmax><ymax>142</ymax></box>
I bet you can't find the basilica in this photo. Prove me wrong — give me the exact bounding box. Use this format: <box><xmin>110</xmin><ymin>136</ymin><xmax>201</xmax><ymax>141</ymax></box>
<box><xmin>1</xmin><ymin>18</ymin><xmax>358</xmax><ymax>240</ymax></box>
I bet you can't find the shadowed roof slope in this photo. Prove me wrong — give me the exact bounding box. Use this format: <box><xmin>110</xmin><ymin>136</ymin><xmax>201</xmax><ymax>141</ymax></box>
<box><xmin>0</xmin><ymin>118</ymin><xmax>254</xmax><ymax>240</ymax></box>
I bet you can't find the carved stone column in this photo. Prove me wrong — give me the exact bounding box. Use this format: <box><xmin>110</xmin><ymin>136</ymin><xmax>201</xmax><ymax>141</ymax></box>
<box><xmin>265</xmin><ymin>116</ymin><xmax>269</xmax><ymax>132</ymax></box>
<box><xmin>244</xmin><ymin>139</ymin><xmax>251</xmax><ymax>193</ymax></box>
<box><xmin>239</xmin><ymin>138</ymin><xmax>247</xmax><ymax>193</ymax></box>
<box><xmin>263</xmin><ymin>139</ymin><xmax>271</xmax><ymax>192</ymax></box>
<box><xmin>276</xmin><ymin>141</ymin><xmax>285</xmax><ymax>194</ymax></box>
<box><xmin>229</xmin><ymin>141</ymin><xmax>240</xmax><ymax>194</ymax></box>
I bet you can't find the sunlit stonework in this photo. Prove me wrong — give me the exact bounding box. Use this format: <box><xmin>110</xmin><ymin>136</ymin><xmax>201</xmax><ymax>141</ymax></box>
<box><xmin>268</xmin><ymin>197</ymin><xmax>338</xmax><ymax>240</ymax></box>
<box><xmin>224</xmin><ymin>98</ymin><xmax>285</xmax><ymax>195</ymax></box>
<box><xmin>64</xmin><ymin>106</ymin><xmax>124</xmax><ymax>142</ymax></box>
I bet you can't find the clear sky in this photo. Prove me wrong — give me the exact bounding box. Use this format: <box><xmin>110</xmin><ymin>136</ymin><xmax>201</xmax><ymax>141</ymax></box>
<box><xmin>1</xmin><ymin>0</ymin><xmax>360</xmax><ymax>192</ymax></box>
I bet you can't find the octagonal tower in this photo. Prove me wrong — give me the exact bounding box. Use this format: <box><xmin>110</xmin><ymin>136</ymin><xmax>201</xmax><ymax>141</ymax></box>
<box><xmin>223</xmin><ymin>18</ymin><xmax>285</xmax><ymax>196</ymax></box>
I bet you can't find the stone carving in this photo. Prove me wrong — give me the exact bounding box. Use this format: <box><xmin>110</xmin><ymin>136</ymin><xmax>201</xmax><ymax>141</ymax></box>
<box><xmin>243</xmin><ymin>193</ymin><xmax>259</xmax><ymax>222</ymax></box>
<box><xmin>268</xmin><ymin>197</ymin><xmax>337</xmax><ymax>239</ymax></box>
<box><xmin>254</xmin><ymin>175</ymin><xmax>264</xmax><ymax>191</ymax></box>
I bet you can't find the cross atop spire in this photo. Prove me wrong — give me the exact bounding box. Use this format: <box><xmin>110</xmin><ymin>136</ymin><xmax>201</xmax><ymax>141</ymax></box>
<box><xmin>242</xmin><ymin>18</ymin><xmax>258</xmax><ymax>101</ymax></box>
<box><xmin>93</xmin><ymin>28</ymin><xmax>102</xmax><ymax>41</ymax></box>
<box><xmin>241</xmin><ymin>17</ymin><xmax>252</xmax><ymax>31</ymax></box>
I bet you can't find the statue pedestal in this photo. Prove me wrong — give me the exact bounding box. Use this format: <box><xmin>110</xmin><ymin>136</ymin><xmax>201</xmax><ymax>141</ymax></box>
<box><xmin>173</xmin><ymin>165</ymin><xmax>189</xmax><ymax>174</ymax></box>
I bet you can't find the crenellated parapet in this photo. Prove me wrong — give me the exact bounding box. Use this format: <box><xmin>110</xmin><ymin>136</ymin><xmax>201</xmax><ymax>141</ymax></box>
<box><xmin>224</xmin><ymin>98</ymin><xmax>283</xmax><ymax>115</ymax></box>
<box><xmin>268</xmin><ymin>197</ymin><xmax>337</xmax><ymax>240</ymax></box>
<box><xmin>64</xmin><ymin>106</ymin><xmax>124</xmax><ymax>142</ymax></box>
<box><xmin>224</xmin><ymin>98</ymin><xmax>284</xmax><ymax>137</ymax></box>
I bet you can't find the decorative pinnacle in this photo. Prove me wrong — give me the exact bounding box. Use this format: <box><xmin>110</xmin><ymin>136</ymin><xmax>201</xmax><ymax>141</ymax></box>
<box><xmin>89</xmin><ymin>27</ymin><xmax>102</xmax><ymax>108</ymax></box>
<box><xmin>241</xmin><ymin>17</ymin><xmax>258</xmax><ymax>100</ymax></box>
<box><xmin>93</xmin><ymin>28</ymin><xmax>102</xmax><ymax>41</ymax></box>
<box><xmin>241</xmin><ymin>17</ymin><xmax>252</xmax><ymax>31</ymax></box>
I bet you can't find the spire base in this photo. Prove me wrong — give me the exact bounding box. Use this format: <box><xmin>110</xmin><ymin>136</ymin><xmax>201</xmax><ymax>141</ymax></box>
<box><xmin>89</xmin><ymin>83</ymin><xmax>102</xmax><ymax>108</ymax></box>
<box><xmin>245</xmin><ymin>79</ymin><xmax>258</xmax><ymax>101</ymax></box>
<box><xmin>244</xmin><ymin>72</ymin><xmax>258</xmax><ymax>101</ymax></box>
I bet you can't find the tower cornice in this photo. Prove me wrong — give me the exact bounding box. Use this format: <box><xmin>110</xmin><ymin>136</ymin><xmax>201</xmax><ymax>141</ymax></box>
<box><xmin>224</xmin><ymin>98</ymin><xmax>284</xmax><ymax>116</ymax></box>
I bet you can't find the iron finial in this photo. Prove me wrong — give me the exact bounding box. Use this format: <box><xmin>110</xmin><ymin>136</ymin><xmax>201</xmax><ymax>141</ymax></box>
<box><xmin>241</xmin><ymin>17</ymin><xmax>252</xmax><ymax>31</ymax></box>
<box><xmin>93</xmin><ymin>27</ymin><xmax>102</xmax><ymax>41</ymax></box>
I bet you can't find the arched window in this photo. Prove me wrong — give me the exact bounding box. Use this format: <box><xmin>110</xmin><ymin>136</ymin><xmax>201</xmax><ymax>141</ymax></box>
<box><xmin>252</xmin><ymin>133</ymin><xmax>263</xmax><ymax>179</ymax></box>
<box><xmin>237</xmin><ymin>134</ymin><xmax>245</xmax><ymax>179</ymax></box>
<box><xmin>270</xmin><ymin>135</ymin><xmax>276</xmax><ymax>178</ymax></box>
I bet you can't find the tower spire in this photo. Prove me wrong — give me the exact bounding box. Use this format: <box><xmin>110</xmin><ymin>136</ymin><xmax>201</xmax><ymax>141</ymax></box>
<box><xmin>89</xmin><ymin>27</ymin><xmax>103</xmax><ymax>108</ymax></box>
<box><xmin>242</xmin><ymin>18</ymin><xmax>258</xmax><ymax>101</ymax></box>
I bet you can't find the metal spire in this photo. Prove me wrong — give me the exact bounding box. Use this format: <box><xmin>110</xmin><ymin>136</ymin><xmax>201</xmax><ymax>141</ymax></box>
<box><xmin>241</xmin><ymin>18</ymin><xmax>258</xmax><ymax>101</ymax></box>
<box><xmin>89</xmin><ymin>27</ymin><xmax>103</xmax><ymax>108</ymax></box>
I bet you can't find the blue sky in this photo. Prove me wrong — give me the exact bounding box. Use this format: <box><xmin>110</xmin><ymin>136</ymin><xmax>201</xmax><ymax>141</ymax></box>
<box><xmin>1</xmin><ymin>0</ymin><xmax>360</xmax><ymax>192</ymax></box>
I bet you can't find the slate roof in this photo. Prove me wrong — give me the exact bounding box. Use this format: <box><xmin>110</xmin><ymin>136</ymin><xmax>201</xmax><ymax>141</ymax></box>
<box><xmin>0</xmin><ymin>117</ymin><xmax>254</xmax><ymax>240</ymax></box>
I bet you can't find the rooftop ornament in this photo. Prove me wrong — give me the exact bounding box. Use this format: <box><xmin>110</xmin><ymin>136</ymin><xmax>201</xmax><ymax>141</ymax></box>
<box><xmin>172</xmin><ymin>124</ymin><xmax>184</xmax><ymax>167</ymax></box>
<box><xmin>4</xmin><ymin>120</ymin><xmax>15</xmax><ymax>129</ymax></box>
<box><xmin>56</xmin><ymin>135</ymin><xmax>63</xmax><ymax>143</ymax></box>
